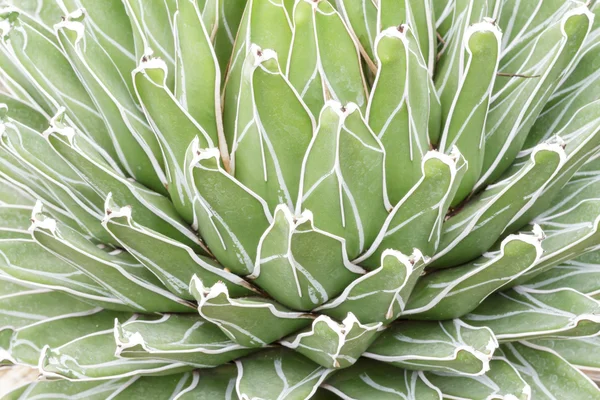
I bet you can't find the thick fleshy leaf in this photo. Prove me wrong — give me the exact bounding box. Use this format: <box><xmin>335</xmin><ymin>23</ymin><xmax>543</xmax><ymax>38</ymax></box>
<box><xmin>115</xmin><ymin>314</ymin><xmax>255</xmax><ymax>367</ymax></box>
<box><xmin>530</xmin><ymin>336</ymin><xmax>600</xmax><ymax>374</ymax></box>
<box><xmin>523</xmin><ymin>250</ymin><xmax>600</xmax><ymax>299</ymax></box>
<box><xmin>432</xmin><ymin>142</ymin><xmax>566</xmax><ymax>268</ymax></box>
<box><xmin>316</xmin><ymin>249</ymin><xmax>427</xmax><ymax>323</ymax></box>
<box><xmin>133</xmin><ymin>57</ymin><xmax>216</xmax><ymax>222</ymax></box>
<box><xmin>463</xmin><ymin>287</ymin><xmax>600</xmax><ymax>341</ymax></box>
<box><xmin>229</xmin><ymin>46</ymin><xmax>314</xmax><ymax>213</ymax></box>
<box><xmin>502</xmin><ymin>342</ymin><xmax>600</xmax><ymax>400</ymax></box>
<box><xmin>298</xmin><ymin>101</ymin><xmax>387</xmax><ymax>258</ymax></box>
<box><xmin>364</xmin><ymin>320</ymin><xmax>498</xmax><ymax>375</ymax></box>
<box><xmin>0</xmin><ymin>210</ymin><xmax>124</xmax><ymax>310</ymax></box>
<box><xmin>40</xmin><ymin>321</ymin><xmax>192</xmax><ymax>381</ymax></box>
<box><xmin>173</xmin><ymin>0</ymin><xmax>223</xmax><ymax>147</ymax></box>
<box><xmin>2</xmin><ymin>369</ymin><xmax>236</xmax><ymax>400</ymax></box>
<box><xmin>434</xmin><ymin>0</ymin><xmax>496</xmax><ymax>126</ymax></box>
<box><xmin>235</xmin><ymin>348</ymin><xmax>331</xmax><ymax>400</ymax></box>
<box><xmin>322</xmin><ymin>359</ymin><xmax>442</xmax><ymax>400</ymax></box>
<box><xmin>251</xmin><ymin>205</ymin><xmax>364</xmax><ymax>311</ymax></box>
<box><xmin>213</xmin><ymin>1</ymin><xmax>246</xmax><ymax>84</ymax></box>
<box><xmin>0</xmin><ymin>283</ymin><xmax>99</xmax><ymax>348</ymax></box>
<box><xmin>0</xmin><ymin>94</ymin><xmax>48</xmax><ymax>132</ymax></box>
<box><xmin>280</xmin><ymin>313</ymin><xmax>383</xmax><ymax>369</ymax></box>
<box><xmin>44</xmin><ymin>117</ymin><xmax>201</xmax><ymax>249</ymax></box>
<box><xmin>314</xmin><ymin>0</ymin><xmax>368</xmax><ymax>110</ymax></box>
<box><xmin>479</xmin><ymin>6</ymin><xmax>593</xmax><ymax>185</ymax></box>
<box><xmin>423</xmin><ymin>357</ymin><xmax>531</xmax><ymax>400</ymax></box>
<box><xmin>404</xmin><ymin>230</ymin><xmax>543</xmax><ymax>320</ymax></box>
<box><xmin>438</xmin><ymin>21</ymin><xmax>501</xmax><ymax>205</ymax></box>
<box><xmin>367</xmin><ymin>26</ymin><xmax>433</xmax><ymax>204</ymax></box>
<box><xmin>0</xmin><ymin>9</ymin><xmax>122</xmax><ymax>168</ymax></box>
<box><xmin>287</xmin><ymin>0</ymin><xmax>326</xmax><ymax>117</ymax></box>
<box><xmin>122</xmin><ymin>0</ymin><xmax>177</xmax><ymax>90</ymax></box>
<box><xmin>102</xmin><ymin>199</ymin><xmax>255</xmax><ymax>300</ymax></box>
<box><xmin>336</xmin><ymin>0</ymin><xmax>378</xmax><ymax>68</ymax></box>
<box><xmin>188</xmin><ymin>144</ymin><xmax>271</xmax><ymax>275</ymax></box>
<box><xmin>512</xmin><ymin>179</ymin><xmax>600</xmax><ymax>285</ymax></box>
<box><xmin>355</xmin><ymin>150</ymin><xmax>465</xmax><ymax>267</ymax></box>
<box><xmin>55</xmin><ymin>10</ymin><xmax>167</xmax><ymax>194</ymax></box>
<box><xmin>223</xmin><ymin>0</ymin><xmax>293</xmax><ymax>150</ymax></box>
<box><xmin>9</xmin><ymin>309</ymin><xmax>128</xmax><ymax>366</ymax></box>
<box><xmin>0</xmin><ymin>118</ymin><xmax>114</xmax><ymax>244</ymax></box>
<box><xmin>190</xmin><ymin>277</ymin><xmax>313</xmax><ymax>348</ymax></box>
<box><xmin>30</xmin><ymin>204</ymin><xmax>193</xmax><ymax>313</ymax></box>
<box><xmin>524</xmin><ymin>4</ymin><xmax>600</xmax><ymax>151</ymax></box>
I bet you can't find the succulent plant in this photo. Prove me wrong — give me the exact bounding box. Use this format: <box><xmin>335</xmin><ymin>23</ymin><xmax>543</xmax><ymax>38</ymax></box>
<box><xmin>0</xmin><ymin>0</ymin><xmax>599</xmax><ymax>398</ymax></box>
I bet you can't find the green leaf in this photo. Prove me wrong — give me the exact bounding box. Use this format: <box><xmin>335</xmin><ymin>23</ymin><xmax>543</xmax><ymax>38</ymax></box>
<box><xmin>368</xmin><ymin>26</ymin><xmax>435</xmax><ymax>204</ymax></box>
<box><xmin>45</xmin><ymin>119</ymin><xmax>201</xmax><ymax>249</ymax></box>
<box><xmin>364</xmin><ymin>320</ymin><xmax>498</xmax><ymax>375</ymax></box>
<box><xmin>0</xmin><ymin>176</ymin><xmax>34</xmax><ymax>205</ymax></box>
<box><xmin>190</xmin><ymin>277</ymin><xmax>313</xmax><ymax>348</ymax></box>
<box><xmin>223</xmin><ymin>0</ymin><xmax>293</xmax><ymax>150</ymax></box>
<box><xmin>502</xmin><ymin>342</ymin><xmax>600</xmax><ymax>399</ymax></box>
<box><xmin>314</xmin><ymin>0</ymin><xmax>368</xmax><ymax>110</ymax></box>
<box><xmin>530</xmin><ymin>336</ymin><xmax>600</xmax><ymax>373</ymax></box>
<box><xmin>103</xmin><ymin>202</ymin><xmax>255</xmax><ymax>300</ymax></box>
<box><xmin>235</xmin><ymin>348</ymin><xmax>331</xmax><ymax>400</ymax></box>
<box><xmin>336</xmin><ymin>0</ymin><xmax>378</xmax><ymax>68</ymax></box>
<box><xmin>434</xmin><ymin>0</ymin><xmax>495</xmax><ymax>110</ymax></box>
<box><xmin>122</xmin><ymin>0</ymin><xmax>177</xmax><ymax>90</ymax></box>
<box><xmin>40</xmin><ymin>323</ymin><xmax>192</xmax><ymax>381</ymax></box>
<box><xmin>316</xmin><ymin>249</ymin><xmax>427</xmax><ymax>323</ymax></box>
<box><xmin>322</xmin><ymin>359</ymin><xmax>442</xmax><ymax>399</ymax></box>
<box><xmin>55</xmin><ymin>11</ymin><xmax>167</xmax><ymax>195</ymax></box>
<box><xmin>508</xmin><ymin>99</ymin><xmax>600</xmax><ymax>231</ymax></box>
<box><xmin>463</xmin><ymin>287</ymin><xmax>600</xmax><ymax>341</ymax></box>
<box><xmin>1</xmin><ymin>369</ymin><xmax>237</xmax><ymax>399</ymax></box>
<box><xmin>0</xmin><ymin>11</ymin><xmax>122</xmax><ymax>168</ymax></box>
<box><xmin>0</xmin><ymin>208</ymin><xmax>124</xmax><ymax>310</ymax></box>
<box><xmin>524</xmin><ymin>11</ymin><xmax>600</xmax><ymax>152</ymax></box>
<box><xmin>356</xmin><ymin>150</ymin><xmax>465</xmax><ymax>267</ymax></box>
<box><xmin>115</xmin><ymin>314</ymin><xmax>255</xmax><ymax>367</ymax></box>
<box><xmin>213</xmin><ymin>1</ymin><xmax>245</xmax><ymax>85</ymax></box>
<box><xmin>9</xmin><ymin>309</ymin><xmax>128</xmax><ymax>366</ymax></box>
<box><xmin>423</xmin><ymin>357</ymin><xmax>531</xmax><ymax>400</ymax></box>
<box><xmin>438</xmin><ymin>21</ymin><xmax>501</xmax><ymax>205</ymax></box>
<box><xmin>229</xmin><ymin>46</ymin><xmax>315</xmax><ymax>213</ymax></box>
<box><xmin>480</xmin><ymin>6</ymin><xmax>593</xmax><ymax>185</ymax></box>
<box><xmin>523</xmin><ymin>250</ymin><xmax>600</xmax><ymax>299</ymax></box>
<box><xmin>287</xmin><ymin>0</ymin><xmax>326</xmax><ymax>117</ymax></box>
<box><xmin>405</xmin><ymin>230</ymin><xmax>543</xmax><ymax>320</ymax></box>
<box><xmin>133</xmin><ymin>57</ymin><xmax>216</xmax><ymax>222</ymax></box>
<box><xmin>298</xmin><ymin>101</ymin><xmax>387</xmax><ymax>258</ymax></box>
<box><xmin>281</xmin><ymin>313</ymin><xmax>382</xmax><ymax>369</ymax></box>
<box><xmin>432</xmin><ymin>142</ymin><xmax>566</xmax><ymax>269</ymax></box>
<box><xmin>30</xmin><ymin>205</ymin><xmax>193</xmax><ymax>313</ymax></box>
<box><xmin>251</xmin><ymin>205</ymin><xmax>365</xmax><ymax>311</ymax></box>
<box><xmin>173</xmin><ymin>0</ymin><xmax>224</xmax><ymax>148</ymax></box>
<box><xmin>188</xmin><ymin>144</ymin><xmax>271</xmax><ymax>275</ymax></box>
<box><xmin>0</xmin><ymin>120</ymin><xmax>114</xmax><ymax>244</ymax></box>
<box><xmin>0</xmin><ymin>285</ymin><xmax>98</xmax><ymax>339</ymax></box>
<box><xmin>0</xmin><ymin>94</ymin><xmax>48</xmax><ymax>132</ymax></box>
<box><xmin>512</xmin><ymin>182</ymin><xmax>600</xmax><ymax>285</ymax></box>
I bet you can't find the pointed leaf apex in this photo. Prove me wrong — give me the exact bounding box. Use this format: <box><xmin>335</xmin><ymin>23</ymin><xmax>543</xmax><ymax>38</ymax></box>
<box><xmin>29</xmin><ymin>201</ymin><xmax>56</xmax><ymax>233</ymax></box>
<box><xmin>249</xmin><ymin>44</ymin><xmax>278</xmax><ymax>66</ymax></box>
<box><xmin>103</xmin><ymin>193</ymin><xmax>132</xmax><ymax>222</ymax></box>
<box><xmin>465</xmin><ymin>20</ymin><xmax>503</xmax><ymax>43</ymax></box>
<box><xmin>54</xmin><ymin>9</ymin><xmax>86</xmax><ymax>42</ymax></box>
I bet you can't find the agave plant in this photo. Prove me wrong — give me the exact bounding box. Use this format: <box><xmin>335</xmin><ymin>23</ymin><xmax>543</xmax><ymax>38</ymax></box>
<box><xmin>0</xmin><ymin>0</ymin><xmax>599</xmax><ymax>398</ymax></box>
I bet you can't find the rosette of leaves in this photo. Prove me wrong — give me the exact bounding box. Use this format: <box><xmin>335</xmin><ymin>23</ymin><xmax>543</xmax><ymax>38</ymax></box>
<box><xmin>0</xmin><ymin>0</ymin><xmax>600</xmax><ymax>399</ymax></box>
